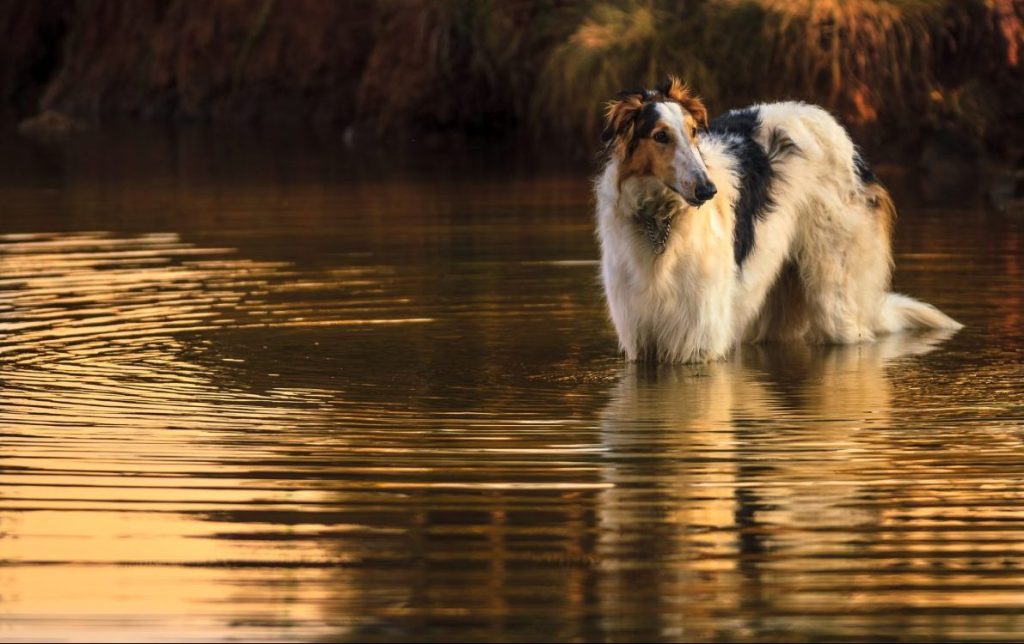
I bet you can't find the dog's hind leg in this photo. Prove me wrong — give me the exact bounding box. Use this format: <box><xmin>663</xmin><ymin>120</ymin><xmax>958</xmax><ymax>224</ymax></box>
<box><xmin>794</xmin><ymin>192</ymin><xmax>893</xmax><ymax>344</ymax></box>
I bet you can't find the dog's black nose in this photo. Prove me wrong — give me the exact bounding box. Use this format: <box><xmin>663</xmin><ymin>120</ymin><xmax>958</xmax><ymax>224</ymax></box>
<box><xmin>695</xmin><ymin>181</ymin><xmax>717</xmax><ymax>203</ymax></box>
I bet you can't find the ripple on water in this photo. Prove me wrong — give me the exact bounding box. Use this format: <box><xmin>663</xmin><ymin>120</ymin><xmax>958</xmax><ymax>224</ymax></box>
<box><xmin>1</xmin><ymin>201</ymin><xmax>1023</xmax><ymax>643</ymax></box>
<box><xmin>0</xmin><ymin>229</ymin><xmax>618</xmax><ymax>640</ymax></box>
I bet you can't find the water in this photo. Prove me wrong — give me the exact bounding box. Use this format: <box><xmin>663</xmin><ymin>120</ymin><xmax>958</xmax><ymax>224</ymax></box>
<box><xmin>0</xmin><ymin>128</ymin><xmax>1022</xmax><ymax>642</ymax></box>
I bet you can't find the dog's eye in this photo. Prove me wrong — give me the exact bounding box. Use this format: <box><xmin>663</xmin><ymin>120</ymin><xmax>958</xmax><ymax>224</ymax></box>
<box><xmin>653</xmin><ymin>131</ymin><xmax>670</xmax><ymax>144</ymax></box>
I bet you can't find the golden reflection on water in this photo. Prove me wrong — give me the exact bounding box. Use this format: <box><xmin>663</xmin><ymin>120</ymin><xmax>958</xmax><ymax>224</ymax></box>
<box><xmin>1</xmin><ymin>143</ymin><xmax>1023</xmax><ymax>641</ymax></box>
<box><xmin>0</xmin><ymin>232</ymin><xmax>428</xmax><ymax>639</ymax></box>
<box><xmin>595</xmin><ymin>332</ymin><xmax>1021</xmax><ymax>641</ymax></box>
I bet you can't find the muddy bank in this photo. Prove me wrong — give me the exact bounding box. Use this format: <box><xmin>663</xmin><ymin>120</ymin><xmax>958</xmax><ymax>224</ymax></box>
<box><xmin>2</xmin><ymin>0</ymin><xmax>1022</xmax><ymax>158</ymax></box>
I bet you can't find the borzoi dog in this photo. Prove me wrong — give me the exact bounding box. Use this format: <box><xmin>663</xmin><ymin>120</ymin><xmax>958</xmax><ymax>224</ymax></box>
<box><xmin>595</xmin><ymin>76</ymin><xmax>962</xmax><ymax>364</ymax></box>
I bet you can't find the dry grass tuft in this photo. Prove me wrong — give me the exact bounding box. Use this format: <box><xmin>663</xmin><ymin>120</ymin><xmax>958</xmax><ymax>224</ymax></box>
<box><xmin>527</xmin><ymin>0</ymin><xmax>1023</xmax><ymax>152</ymax></box>
<box><xmin>7</xmin><ymin>0</ymin><xmax>1022</xmax><ymax>153</ymax></box>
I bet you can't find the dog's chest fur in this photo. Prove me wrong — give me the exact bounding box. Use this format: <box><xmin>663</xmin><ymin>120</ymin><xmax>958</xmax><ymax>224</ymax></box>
<box><xmin>595</xmin><ymin>150</ymin><xmax>739</xmax><ymax>362</ymax></box>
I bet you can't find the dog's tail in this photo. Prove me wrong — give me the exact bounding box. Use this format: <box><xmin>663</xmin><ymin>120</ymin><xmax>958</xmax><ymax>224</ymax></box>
<box><xmin>878</xmin><ymin>293</ymin><xmax>963</xmax><ymax>333</ymax></box>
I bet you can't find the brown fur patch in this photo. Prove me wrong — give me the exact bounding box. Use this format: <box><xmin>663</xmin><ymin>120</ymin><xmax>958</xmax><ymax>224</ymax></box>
<box><xmin>619</xmin><ymin>136</ymin><xmax>673</xmax><ymax>188</ymax></box>
<box><xmin>602</xmin><ymin>76</ymin><xmax>709</xmax><ymax>189</ymax></box>
<box><xmin>603</xmin><ymin>94</ymin><xmax>644</xmax><ymax>157</ymax></box>
<box><xmin>662</xmin><ymin>75</ymin><xmax>708</xmax><ymax>131</ymax></box>
<box><xmin>867</xmin><ymin>183</ymin><xmax>896</xmax><ymax>244</ymax></box>
<box><xmin>603</xmin><ymin>75</ymin><xmax>708</xmax><ymax>157</ymax></box>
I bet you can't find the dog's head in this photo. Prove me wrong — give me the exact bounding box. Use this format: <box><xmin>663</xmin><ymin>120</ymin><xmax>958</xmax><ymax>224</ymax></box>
<box><xmin>602</xmin><ymin>76</ymin><xmax>716</xmax><ymax>207</ymax></box>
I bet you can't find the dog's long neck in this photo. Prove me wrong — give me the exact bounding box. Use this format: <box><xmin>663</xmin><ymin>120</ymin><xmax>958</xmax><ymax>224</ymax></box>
<box><xmin>596</xmin><ymin>144</ymin><xmax>739</xmax><ymax>362</ymax></box>
<box><xmin>602</xmin><ymin>140</ymin><xmax>735</xmax><ymax>265</ymax></box>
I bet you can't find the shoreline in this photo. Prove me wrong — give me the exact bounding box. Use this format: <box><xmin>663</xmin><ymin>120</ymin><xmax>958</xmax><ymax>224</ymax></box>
<box><xmin>1</xmin><ymin>0</ymin><xmax>1020</xmax><ymax>162</ymax></box>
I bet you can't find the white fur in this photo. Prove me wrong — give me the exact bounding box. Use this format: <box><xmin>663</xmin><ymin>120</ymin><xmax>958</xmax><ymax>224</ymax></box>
<box><xmin>596</xmin><ymin>101</ymin><xmax>962</xmax><ymax>363</ymax></box>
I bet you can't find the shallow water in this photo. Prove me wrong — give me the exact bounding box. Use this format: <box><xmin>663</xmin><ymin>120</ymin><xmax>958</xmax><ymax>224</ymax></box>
<box><xmin>0</xmin><ymin>128</ymin><xmax>1022</xmax><ymax>642</ymax></box>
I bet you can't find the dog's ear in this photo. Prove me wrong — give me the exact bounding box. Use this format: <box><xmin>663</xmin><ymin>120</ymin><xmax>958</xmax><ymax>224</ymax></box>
<box><xmin>602</xmin><ymin>92</ymin><xmax>645</xmax><ymax>155</ymax></box>
<box><xmin>662</xmin><ymin>75</ymin><xmax>708</xmax><ymax>132</ymax></box>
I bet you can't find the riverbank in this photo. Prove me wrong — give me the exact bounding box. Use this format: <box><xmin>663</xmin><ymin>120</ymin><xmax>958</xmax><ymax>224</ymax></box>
<box><xmin>2</xmin><ymin>0</ymin><xmax>1022</xmax><ymax>160</ymax></box>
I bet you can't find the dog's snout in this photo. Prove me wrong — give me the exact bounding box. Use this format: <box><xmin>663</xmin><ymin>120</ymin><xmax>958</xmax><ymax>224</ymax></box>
<box><xmin>695</xmin><ymin>181</ymin><xmax>717</xmax><ymax>203</ymax></box>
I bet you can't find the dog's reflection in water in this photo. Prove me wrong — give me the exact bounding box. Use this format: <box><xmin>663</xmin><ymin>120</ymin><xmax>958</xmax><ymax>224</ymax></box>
<box><xmin>594</xmin><ymin>331</ymin><xmax>955</xmax><ymax>639</ymax></box>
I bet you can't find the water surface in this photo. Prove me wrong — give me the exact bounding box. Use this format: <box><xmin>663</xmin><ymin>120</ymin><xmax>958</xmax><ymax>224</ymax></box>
<box><xmin>1</xmin><ymin>129</ymin><xmax>1022</xmax><ymax>642</ymax></box>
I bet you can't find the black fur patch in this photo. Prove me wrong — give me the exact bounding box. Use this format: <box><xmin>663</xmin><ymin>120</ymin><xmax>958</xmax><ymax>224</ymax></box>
<box><xmin>709</xmin><ymin>107</ymin><xmax>776</xmax><ymax>266</ymax></box>
<box><xmin>635</xmin><ymin>102</ymin><xmax>661</xmax><ymax>137</ymax></box>
<box><xmin>853</xmin><ymin>150</ymin><xmax>878</xmax><ymax>184</ymax></box>
<box><xmin>709</xmin><ymin>107</ymin><xmax>761</xmax><ymax>140</ymax></box>
<box><xmin>630</xmin><ymin>102</ymin><xmax>662</xmax><ymax>153</ymax></box>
